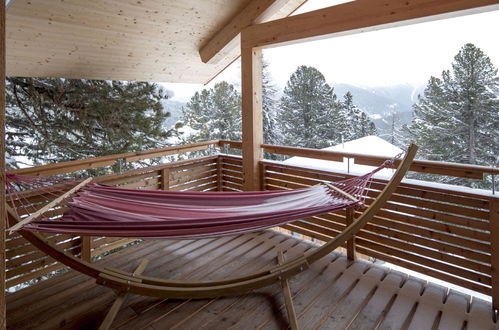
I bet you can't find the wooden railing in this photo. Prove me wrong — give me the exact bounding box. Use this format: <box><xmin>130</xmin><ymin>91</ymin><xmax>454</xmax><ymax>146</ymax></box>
<box><xmin>217</xmin><ymin>142</ymin><xmax>499</xmax><ymax>309</ymax></box>
<box><xmin>6</xmin><ymin>141</ymin><xmax>221</xmax><ymax>289</ymax></box>
<box><xmin>219</xmin><ymin>140</ymin><xmax>499</xmax><ymax>180</ymax></box>
<box><xmin>9</xmin><ymin>140</ymin><xmax>219</xmax><ymax>177</ymax></box>
<box><xmin>6</xmin><ymin>139</ymin><xmax>499</xmax><ymax>312</ymax></box>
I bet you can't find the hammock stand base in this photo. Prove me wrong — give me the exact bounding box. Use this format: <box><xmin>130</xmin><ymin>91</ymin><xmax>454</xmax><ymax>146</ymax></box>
<box><xmin>5</xmin><ymin>144</ymin><xmax>417</xmax><ymax>327</ymax></box>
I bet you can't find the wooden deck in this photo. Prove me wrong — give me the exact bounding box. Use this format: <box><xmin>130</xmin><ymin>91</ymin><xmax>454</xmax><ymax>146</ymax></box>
<box><xmin>6</xmin><ymin>230</ymin><xmax>497</xmax><ymax>330</ymax></box>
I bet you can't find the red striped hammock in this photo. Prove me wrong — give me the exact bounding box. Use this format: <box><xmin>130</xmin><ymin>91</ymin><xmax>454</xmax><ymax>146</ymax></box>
<box><xmin>6</xmin><ymin>161</ymin><xmax>391</xmax><ymax>239</ymax></box>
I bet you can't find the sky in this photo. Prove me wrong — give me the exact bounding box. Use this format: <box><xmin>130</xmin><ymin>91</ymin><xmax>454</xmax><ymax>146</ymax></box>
<box><xmin>163</xmin><ymin>1</ymin><xmax>499</xmax><ymax>102</ymax></box>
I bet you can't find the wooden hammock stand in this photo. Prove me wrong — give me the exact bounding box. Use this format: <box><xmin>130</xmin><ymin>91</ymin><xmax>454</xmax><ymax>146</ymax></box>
<box><xmin>5</xmin><ymin>144</ymin><xmax>417</xmax><ymax>329</ymax></box>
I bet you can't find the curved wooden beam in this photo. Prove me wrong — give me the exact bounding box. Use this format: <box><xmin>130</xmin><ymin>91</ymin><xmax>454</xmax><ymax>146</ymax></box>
<box><xmin>6</xmin><ymin>144</ymin><xmax>417</xmax><ymax>299</ymax></box>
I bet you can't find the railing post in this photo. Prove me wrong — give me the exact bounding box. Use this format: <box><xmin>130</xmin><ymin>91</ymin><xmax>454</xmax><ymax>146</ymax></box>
<box><xmin>81</xmin><ymin>236</ymin><xmax>91</xmax><ymax>263</ymax></box>
<box><xmin>259</xmin><ymin>162</ymin><xmax>266</xmax><ymax>191</ymax></box>
<box><xmin>217</xmin><ymin>156</ymin><xmax>223</xmax><ymax>191</ymax></box>
<box><xmin>346</xmin><ymin>208</ymin><xmax>356</xmax><ymax>261</ymax></box>
<box><xmin>490</xmin><ymin>198</ymin><xmax>499</xmax><ymax>312</ymax></box>
<box><xmin>161</xmin><ymin>168</ymin><xmax>170</xmax><ymax>191</ymax></box>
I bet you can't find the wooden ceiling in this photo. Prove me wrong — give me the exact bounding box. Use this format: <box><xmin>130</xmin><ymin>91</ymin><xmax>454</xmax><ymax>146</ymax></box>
<box><xmin>5</xmin><ymin>0</ymin><xmax>304</xmax><ymax>83</ymax></box>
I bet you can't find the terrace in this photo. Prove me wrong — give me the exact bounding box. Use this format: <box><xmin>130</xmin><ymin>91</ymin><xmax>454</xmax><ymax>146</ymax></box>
<box><xmin>2</xmin><ymin>1</ymin><xmax>499</xmax><ymax>329</ymax></box>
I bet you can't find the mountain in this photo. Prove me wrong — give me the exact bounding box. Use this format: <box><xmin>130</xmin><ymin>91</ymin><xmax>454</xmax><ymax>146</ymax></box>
<box><xmin>161</xmin><ymin>99</ymin><xmax>185</xmax><ymax>129</ymax></box>
<box><xmin>331</xmin><ymin>83</ymin><xmax>425</xmax><ymax>135</ymax></box>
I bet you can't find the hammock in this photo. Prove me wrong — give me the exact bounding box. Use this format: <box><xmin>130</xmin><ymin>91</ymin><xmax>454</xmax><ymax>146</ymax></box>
<box><xmin>5</xmin><ymin>144</ymin><xmax>417</xmax><ymax>302</ymax></box>
<box><xmin>6</xmin><ymin>160</ymin><xmax>387</xmax><ymax>238</ymax></box>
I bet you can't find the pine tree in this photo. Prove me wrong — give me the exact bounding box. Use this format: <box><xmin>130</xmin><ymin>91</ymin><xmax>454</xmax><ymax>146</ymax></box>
<box><xmin>408</xmin><ymin>43</ymin><xmax>499</xmax><ymax>188</ymax></box>
<box><xmin>277</xmin><ymin>65</ymin><xmax>341</xmax><ymax>149</ymax></box>
<box><xmin>6</xmin><ymin>77</ymin><xmax>176</xmax><ymax>169</ymax></box>
<box><xmin>340</xmin><ymin>92</ymin><xmax>377</xmax><ymax>141</ymax></box>
<box><xmin>383</xmin><ymin>105</ymin><xmax>406</xmax><ymax>147</ymax></box>
<box><xmin>183</xmin><ymin>81</ymin><xmax>241</xmax><ymax>141</ymax></box>
<box><xmin>262</xmin><ymin>60</ymin><xmax>279</xmax><ymax>145</ymax></box>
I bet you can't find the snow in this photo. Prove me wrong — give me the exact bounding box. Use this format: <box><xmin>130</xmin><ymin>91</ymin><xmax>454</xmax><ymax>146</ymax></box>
<box><xmin>284</xmin><ymin>136</ymin><xmax>403</xmax><ymax>178</ymax></box>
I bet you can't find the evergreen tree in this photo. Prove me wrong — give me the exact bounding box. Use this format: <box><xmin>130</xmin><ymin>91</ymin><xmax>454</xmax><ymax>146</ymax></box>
<box><xmin>183</xmin><ymin>81</ymin><xmax>241</xmax><ymax>141</ymax></box>
<box><xmin>341</xmin><ymin>92</ymin><xmax>377</xmax><ymax>141</ymax></box>
<box><xmin>277</xmin><ymin>65</ymin><xmax>341</xmax><ymax>149</ymax></box>
<box><xmin>383</xmin><ymin>105</ymin><xmax>406</xmax><ymax>147</ymax></box>
<box><xmin>6</xmin><ymin>77</ymin><xmax>176</xmax><ymax>169</ymax></box>
<box><xmin>262</xmin><ymin>60</ymin><xmax>279</xmax><ymax>145</ymax></box>
<box><xmin>408</xmin><ymin>43</ymin><xmax>499</xmax><ymax>187</ymax></box>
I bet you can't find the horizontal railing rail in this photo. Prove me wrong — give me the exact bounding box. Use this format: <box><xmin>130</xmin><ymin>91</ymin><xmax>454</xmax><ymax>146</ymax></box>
<box><xmin>219</xmin><ymin>140</ymin><xmax>499</xmax><ymax>179</ymax></box>
<box><xmin>9</xmin><ymin>140</ymin><xmax>220</xmax><ymax>177</ymax></box>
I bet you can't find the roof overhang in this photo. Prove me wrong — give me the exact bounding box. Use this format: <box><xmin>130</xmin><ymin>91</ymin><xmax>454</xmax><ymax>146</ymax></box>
<box><xmin>5</xmin><ymin>0</ymin><xmax>305</xmax><ymax>83</ymax></box>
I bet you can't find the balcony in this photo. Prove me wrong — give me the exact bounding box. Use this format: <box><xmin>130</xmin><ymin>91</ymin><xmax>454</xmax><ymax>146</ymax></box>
<box><xmin>5</xmin><ymin>140</ymin><xmax>499</xmax><ymax>329</ymax></box>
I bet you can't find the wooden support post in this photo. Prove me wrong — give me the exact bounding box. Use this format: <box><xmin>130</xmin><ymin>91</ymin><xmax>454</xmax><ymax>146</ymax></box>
<box><xmin>241</xmin><ymin>45</ymin><xmax>263</xmax><ymax>191</ymax></box>
<box><xmin>346</xmin><ymin>208</ymin><xmax>356</xmax><ymax>261</ymax></box>
<box><xmin>99</xmin><ymin>259</ymin><xmax>149</xmax><ymax>330</ymax></box>
<box><xmin>160</xmin><ymin>168</ymin><xmax>170</xmax><ymax>191</ymax></box>
<box><xmin>217</xmin><ymin>156</ymin><xmax>223</xmax><ymax>191</ymax></box>
<box><xmin>81</xmin><ymin>236</ymin><xmax>91</xmax><ymax>263</ymax></box>
<box><xmin>1</xmin><ymin>1</ymin><xmax>6</xmax><ymax>328</ymax></box>
<box><xmin>490</xmin><ymin>198</ymin><xmax>499</xmax><ymax>312</ymax></box>
<box><xmin>277</xmin><ymin>251</ymin><xmax>299</xmax><ymax>330</ymax></box>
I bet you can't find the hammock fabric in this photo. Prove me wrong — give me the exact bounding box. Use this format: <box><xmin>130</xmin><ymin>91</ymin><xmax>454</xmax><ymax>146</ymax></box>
<box><xmin>6</xmin><ymin>161</ymin><xmax>390</xmax><ymax>239</ymax></box>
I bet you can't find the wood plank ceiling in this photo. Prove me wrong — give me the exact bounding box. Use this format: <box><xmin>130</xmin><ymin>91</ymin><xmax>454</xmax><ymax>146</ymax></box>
<box><xmin>5</xmin><ymin>0</ymin><xmax>304</xmax><ymax>83</ymax></box>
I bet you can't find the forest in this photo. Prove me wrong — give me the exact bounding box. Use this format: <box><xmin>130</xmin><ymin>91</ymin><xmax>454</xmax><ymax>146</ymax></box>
<box><xmin>6</xmin><ymin>43</ymin><xmax>498</xmax><ymax>189</ymax></box>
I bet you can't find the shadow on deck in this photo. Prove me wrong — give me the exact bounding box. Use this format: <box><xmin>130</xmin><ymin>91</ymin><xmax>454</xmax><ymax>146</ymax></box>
<box><xmin>6</xmin><ymin>230</ymin><xmax>497</xmax><ymax>330</ymax></box>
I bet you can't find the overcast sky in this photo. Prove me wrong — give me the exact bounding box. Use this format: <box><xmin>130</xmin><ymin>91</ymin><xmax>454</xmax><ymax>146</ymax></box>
<box><xmin>163</xmin><ymin>1</ymin><xmax>499</xmax><ymax>102</ymax></box>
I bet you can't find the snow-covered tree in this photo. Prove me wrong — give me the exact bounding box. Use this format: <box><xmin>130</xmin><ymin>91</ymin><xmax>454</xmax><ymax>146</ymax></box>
<box><xmin>183</xmin><ymin>81</ymin><xmax>241</xmax><ymax>141</ymax></box>
<box><xmin>382</xmin><ymin>105</ymin><xmax>407</xmax><ymax>147</ymax></box>
<box><xmin>408</xmin><ymin>43</ymin><xmax>499</xmax><ymax>187</ymax></box>
<box><xmin>341</xmin><ymin>92</ymin><xmax>377</xmax><ymax>141</ymax></box>
<box><xmin>262</xmin><ymin>60</ymin><xmax>279</xmax><ymax>145</ymax></box>
<box><xmin>6</xmin><ymin>78</ymin><xmax>176</xmax><ymax>169</ymax></box>
<box><xmin>277</xmin><ymin>65</ymin><xmax>342</xmax><ymax>149</ymax></box>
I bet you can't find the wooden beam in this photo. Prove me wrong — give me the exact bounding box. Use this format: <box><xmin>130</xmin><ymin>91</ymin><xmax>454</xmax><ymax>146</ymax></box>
<box><xmin>0</xmin><ymin>0</ymin><xmax>6</xmax><ymax>327</ymax></box>
<box><xmin>241</xmin><ymin>47</ymin><xmax>263</xmax><ymax>191</ymax></box>
<box><xmin>199</xmin><ymin>0</ymin><xmax>306</xmax><ymax>64</ymax></box>
<box><xmin>241</xmin><ymin>0</ymin><xmax>499</xmax><ymax>49</ymax></box>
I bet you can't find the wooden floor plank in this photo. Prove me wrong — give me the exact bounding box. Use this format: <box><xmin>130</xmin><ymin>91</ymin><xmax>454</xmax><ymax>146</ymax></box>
<box><xmin>438</xmin><ymin>290</ymin><xmax>468</xmax><ymax>330</ymax></box>
<box><xmin>378</xmin><ymin>277</ymin><xmax>424</xmax><ymax>329</ymax></box>
<box><xmin>348</xmin><ymin>272</ymin><xmax>406</xmax><ymax>330</ymax></box>
<box><xmin>297</xmin><ymin>261</ymin><xmax>370</xmax><ymax>330</ymax></box>
<box><xmin>6</xmin><ymin>239</ymin><xmax>167</xmax><ymax>326</ymax></box>
<box><xmin>161</xmin><ymin>240</ymin><xmax>314</xmax><ymax>330</ymax></box>
<box><xmin>408</xmin><ymin>283</ymin><xmax>447</xmax><ymax>330</ymax></box>
<box><xmin>245</xmin><ymin>254</ymin><xmax>346</xmax><ymax>330</ymax></box>
<box><xmin>317</xmin><ymin>266</ymin><xmax>386</xmax><ymax>329</ymax></box>
<box><xmin>466</xmin><ymin>297</ymin><xmax>496</xmax><ymax>330</ymax></box>
<box><xmin>114</xmin><ymin>233</ymin><xmax>298</xmax><ymax>329</ymax></box>
<box><xmin>9</xmin><ymin>238</ymin><xmax>164</xmax><ymax>314</ymax></box>
<box><xmin>110</xmin><ymin>236</ymin><xmax>245</xmax><ymax>329</ymax></box>
<box><xmin>196</xmin><ymin>241</ymin><xmax>314</xmax><ymax>330</ymax></box>
<box><xmin>6</xmin><ymin>231</ymin><xmax>497</xmax><ymax>330</ymax></box>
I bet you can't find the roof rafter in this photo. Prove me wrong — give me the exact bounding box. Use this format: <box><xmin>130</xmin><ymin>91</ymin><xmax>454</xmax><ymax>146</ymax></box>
<box><xmin>199</xmin><ymin>0</ymin><xmax>306</xmax><ymax>64</ymax></box>
<box><xmin>241</xmin><ymin>0</ymin><xmax>499</xmax><ymax>49</ymax></box>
